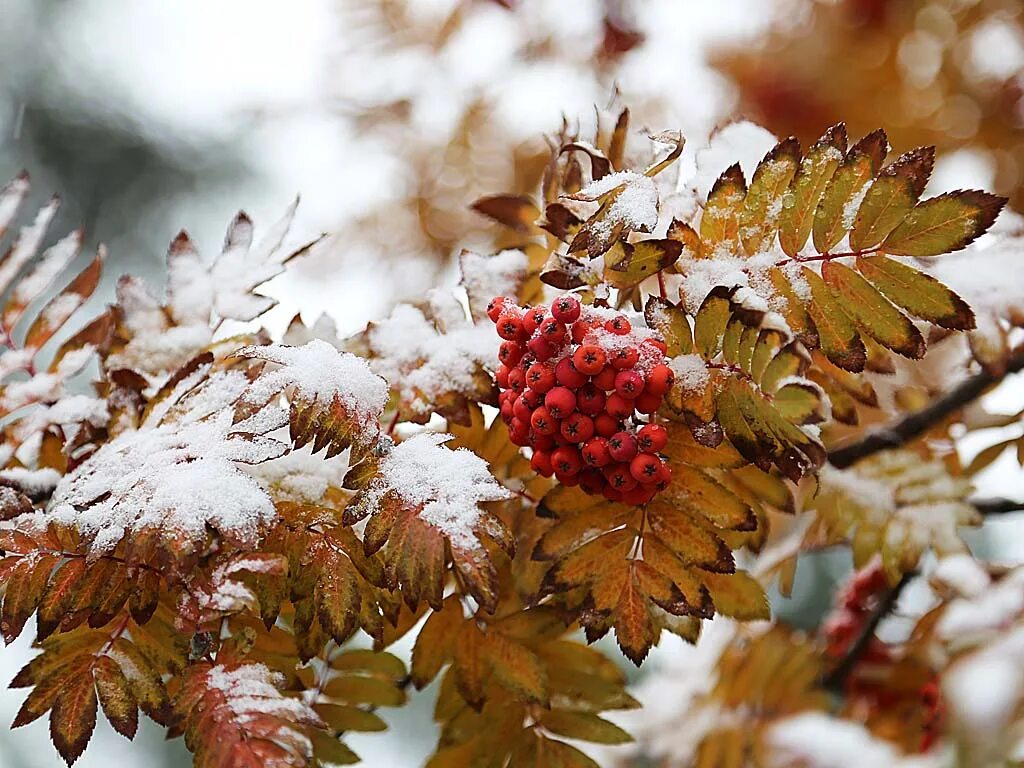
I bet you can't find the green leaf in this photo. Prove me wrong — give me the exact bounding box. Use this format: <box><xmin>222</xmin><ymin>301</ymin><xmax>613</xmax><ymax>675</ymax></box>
<box><xmin>693</xmin><ymin>286</ymin><xmax>733</xmax><ymax>359</ymax></box>
<box><xmin>700</xmin><ymin>164</ymin><xmax>746</xmax><ymax>254</ymax></box>
<box><xmin>813</xmin><ymin>128</ymin><xmax>888</xmax><ymax>253</ymax></box>
<box><xmin>779</xmin><ymin>124</ymin><xmax>847</xmax><ymax>257</ymax></box>
<box><xmin>821</xmin><ymin>261</ymin><xmax>925</xmax><ymax>358</ymax></box>
<box><xmin>801</xmin><ymin>267</ymin><xmax>866</xmax><ymax>371</ymax></box>
<box><xmin>882</xmin><ymin>190</ymin><xmax>1006</xmax><ymax>257</ymax></box>
<box><xmin>856</xmin><ymin>254</ymin><xmax>974</xmax><ymax>330</ymax></box>
<box><xmin>741</xmin><ymin>137</ymin><xmax>800</xmax><ymax>255</ymax></box>
<box><xmin>644</xmin><ymin>296</ymin><xmax>693</xmax><ymax>356</ymax></box>
<box><xmin>850</xmin><ymin>146</ymin><xmax>934</xmax><ymax>251</ymax></box>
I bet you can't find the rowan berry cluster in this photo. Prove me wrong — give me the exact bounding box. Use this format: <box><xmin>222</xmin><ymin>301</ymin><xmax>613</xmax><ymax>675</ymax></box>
<box><xmin>488</xmin><ymin>293</ymin><xmax>675</xmax><ymax>505</ymax></box>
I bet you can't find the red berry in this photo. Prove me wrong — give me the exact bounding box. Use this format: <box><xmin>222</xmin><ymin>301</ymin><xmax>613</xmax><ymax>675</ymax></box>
<box><xmin>513</xmin><ymin>396</ymin><xmax>532</xmax><ymax>422</ymax></box>
<box><xmin>498</xmin><ymin>340</ymin><xmax>523</xmax><ymax>366</ymax></box>
<box><xmin>520</xmin><ymin>387</ymin><xmax>544</xmax><ymax>409</ymax></box>
<box><xmin>552</xmin><ymin>445</ymin><xmax>583</xmax><ymax>476</ymax></box>
<box><xmin>605</xmin><ymin>315</ymin><xmax>631</xmax><ymax>335</ymax></box>
<box><xmin>579</xmin><ymin>469</ymin><xmax>606</xmax><ymax>495</ymax></box>
<box><xmin>603</xmin><ymin>463</ymin><xmax>638</xmax><ymax>492</ymax></box>
<box><xmin>555</xmin><ymin>356</ymin><xmax>588</xmax><ymax>388</ymax></box>
<box><xmin>500</xmin><ymin>399</ymin><xmax>514</xmax><ymax>423</ymax></box>
<box><xmin>528</xmin><ymin>336</ymin><xmax>557</xmax><ymax>362</ymax></box>
<box><xmin>592</xmin><ymin>365</ymin><xmax>618</xmax><ymax>391</ymax></box>
<box><xmin>531</xmin><ymin>450</ymin><xmax>554</xmax><ymax>477</ymax></box>
<box><xmin>645</xmin><ymin>364</ymin><xmax>675</xmax><ymax>397</ymax></box>
<box><xmin>573</xmin><ymin>345</ymin><xmax>606</xmax><ymax>375</ymax></box>
<box><xmin>608</xmin><ymin>432</ymin><xmax>638</xmax><ymax>462</ymax></box>
<box><xmin>526</xmin><ymin>362</ymin><xmax>556</xmax><ymax>393</ymax></box>
<box><xmin>552</xmin><ymin>294</ymin><xmax>581</xmax><ymax>323</ymax></box>
<box><xmin>610</xmin><ymin>346</ymin><xmax>639</xmax><ymax>370</ymax></box>
<box><xmin>582</xmin><ymin>437</ymin><xmax>611</xmax><ymax>467</ymax></box>
<box><xmin>556</xmin><ymin>471</ymin><xmax>581</xmax><ymax>487</ymax></box>
<box><xmin>487</xmin><ymin>296</ymin><xmax>509</xmax><ymax>323</ymax></box>
<box><xmin>528</xmin><ymin>432</ymin><xmax>556</xmax><ymax>451</ymax></box>
<box><xmin>571</xmin><ymin>321</ymin><xmax>594</xmax><ymax>344</ymax></box>
<box><xmin>561</xmin><ymin>412</ymin><xmax>595</xmax><ymax>444</ymax></box>
<box><xmin>545</xmin><ymin>387</ymin><xmax>577</xmax><ymax>419</ymax></box>
<box><xmin>509</xmin><ymin>418</ymin><xmax>529</xmax><ymax>445</ymax></box>
<box><xmin>539</xmin><ymin>317</ymin><xmax>567</xmax><ymax>345</ymax></box>
<box><xmin>497</xmin><ymin>312</ymin><xmax>523</xmax><ymax>340</ymax></box>
<box><xmin>576</xmin><ymin>384</ymin><xmax>606</xmax><ymax>416</ymax></box>
<box><xmin>530</xmin><ymin>406</ymin><xmax>557</xmax><ymax>436</ymax></box>
<box><xmin>654</xmin><ymin>461</ymin><xmax>672</xmax><ymax>490</ymax></box>
<box><xmin>605</xmin><ymin>393</ymin><xmax>634</xmax><ymax>419</ymax></box>
<box><xmin>643</xmin><ymin>337</ymin><xmax>668</xmax><ymax>355</ymax></box>
<box><xmin>594</xmin><ymin>412</ymin><xmax>619</xmax><ymax>437</ymax></box>
<box><xmin>630</xmin><ymin>453</ymin><xmax>661</xmax><ymax>483</ymax></box>
<box><xmin>637</xmin><ymin>424</ymin><xmax>668</xmax><ymax>453</ymax></box>
<box><xmin>523</xmin><ymin>305</ymin><xmax>548</xmax><ymax>334</ymax></box>
<box><xmin>622</xmin><ymin>485</ymin><xmax>657</xmax><ymax>506</ymax></box>
<box><xmin>634</xmin><ymin>391</ymin><xmax>662</xmax><ymax>414</ymax></box>
<box><xmin>495</xmin><ymin>365</ymin><xmax>510</xmax><ymax>388</ymax></box>
<box><xmin>602</xmin><ymin>486</ymin><xmax>624</xmax><ymax>502</ymax></box>
<box><xmin>507</xmin><ymin>367</ymin><xmax>526</xmax><ymax>392</ymax></box>
<box><xmin>614</xmin><ymin>370</ymin><xmax>645</xmax><ymax>399</ymax></box>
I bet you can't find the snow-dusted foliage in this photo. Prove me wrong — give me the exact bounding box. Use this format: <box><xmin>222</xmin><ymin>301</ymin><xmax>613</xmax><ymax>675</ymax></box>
<box><xmin>0</xmin><ymin>92</ymin><xmax>1020</xmax><ymax>768</ymax></box>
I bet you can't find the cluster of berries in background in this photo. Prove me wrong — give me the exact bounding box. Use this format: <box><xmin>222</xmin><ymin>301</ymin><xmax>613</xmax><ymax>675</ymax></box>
<box><xmin>823</xmin><ymin>560</ymin><xmax>943</xmax><ymax>751</ymax></box>
<box><xmin>488</xmin><ymin>293</ymin><xmax>675</xmax><ymax>506</ymax></box>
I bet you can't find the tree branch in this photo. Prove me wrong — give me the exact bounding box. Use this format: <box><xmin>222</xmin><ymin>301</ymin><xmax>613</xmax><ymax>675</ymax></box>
<box><xmin>822</xmin><ymin>571</ymin><xmax>913</xmax><ymax>693</ymax></box>
<box><xmin>972</xmin><ymin>497</ymin><xmax>1024</xmax><ymax>516</ymax></box>
<box><xmin>828</xmin><ymin>346</ymin><xmax>1024</xmax><ymax>469</ymax></box>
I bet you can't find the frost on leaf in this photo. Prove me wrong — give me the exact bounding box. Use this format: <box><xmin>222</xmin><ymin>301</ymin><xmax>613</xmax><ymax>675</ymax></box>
<box><xmin>174</xmin><ymin>662</ymin><xmax>325</xmax><ymax>768</ymax></box>
<box><xmin>347</xmin><ymin>432</ymin><xmax>513</xmax><ymax>613</ymax></box>
<box><xmin>809</xmin><ymin>451</ymin><xmax>980</xmax><ymax>583</ymax></box>
<box><xmin>106</xmin><ymin>205</ymin><xmax>317</xmax><ymax>382</ymax></box>
<box><xmin>43</xmin><ymin>358</ymin><xmax>287</xmax><ymax>560</ymax></box>
<box><xmin>234</xmin><ymin>340</ymin><xmax>388</xmax><ymax>457</ymax></box>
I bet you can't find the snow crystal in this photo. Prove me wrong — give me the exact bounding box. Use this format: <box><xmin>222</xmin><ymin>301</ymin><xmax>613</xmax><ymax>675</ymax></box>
<box><xmin>571</xmin><ymin>171</ymin><xmax>660</xmax><ymax>238</ymax></box>
<box><xmin>363</xmin><ymin>432</ymin><xmax>510</xmax><ymax>550</ymax></box>
<box><xmin>239</xmin><ymin>340</ymin><xmax>388</xmax><ymax>431</ymax></box>
<box><xmin>368</xmin><ymin>303</ymin><xmax>497</xmax><ymax>417</ymax></box>
<box><xmin>459</xmin><ymin>249</ymin><xmax>528</xmax><ymax>309</ymax></box>
<box><xmin>670</xmin><ymin>354</ymin><xmax>710</xmax><ymax>392</ymax></box>
<box><xmin>765</xmin><ymin>713</ymin><xmax>938</xmax><ymax>768</ymax></box>
<box><xmin>45</xmin><ymin>371</ymin><xmax>285</xmax><ymax>555</ymax></box>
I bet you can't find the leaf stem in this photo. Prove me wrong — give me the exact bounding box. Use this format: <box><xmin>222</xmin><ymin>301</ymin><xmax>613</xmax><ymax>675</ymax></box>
<box><xmin>828</xmin><ymin>345</ymin><xmax>1024</xmax><ymax>468</ymax></box>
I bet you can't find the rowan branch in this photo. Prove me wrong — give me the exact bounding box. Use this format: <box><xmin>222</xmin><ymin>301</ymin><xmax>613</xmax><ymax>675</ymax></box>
<box><xmin>828</xmin><ymin>346</ymin><xmax>1024</xmax><ymax>469</ymax></box>
<box><xmin>822</xmin><ymin>571</ymin><xmax>913</xmax><ymax>692</ymax></box>
<box><xmin>971</xmin><ymin>497</ymin><xmax>1024</xmax><ymax>516</ymax></box>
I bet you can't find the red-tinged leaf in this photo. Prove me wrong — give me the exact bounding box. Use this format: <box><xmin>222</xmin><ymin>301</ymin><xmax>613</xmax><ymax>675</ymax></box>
<box><xmin>741</xmin><ymin>137</ymin><xmax>800</xmax><ymax>255</ymax></box>
<box><xmin>37</xmin><ymin>558</ymin><xmax>87</xmax><ymax>640</ymax></box>
<box><xmin>484</xmin><ymin>632</ymin><xmax>549</xmax><ymax>706</ymax></box>
<box><xmin>802</xmin><ymin>266</ymin><xmax>866</xmax><ymax>371</ymax></box>
<box><xmin>779</xmin><ymin>124</ymin><xmax>847</xmax><ymax>257</ymax></box>
<box><xmin>882</xmin><ymin>190</ymin><xmax>1006</xmax><ymax>257</ymax></box>
<box><xmin>646</xmin><ymin>503</ymin><xmax>735</xmax><ymax>573</ymax></box>
<box><xmin>454</xmin><ymin>624</ymin><xmax>488</xmax><ymax>710</ymax></box>
<box><xmin>470</xmin><ymin>195</ymin><xmax>539</xmax><ymax>232</ymax></box>
<box><xmin>2</xmin><ymin>553</ymin><xmax>57</xmax><ymax>644</ymax></box>
<box><xmin>700</xmin><ymin>164</ymin><xmax>746</xmax><ymax>254</ymax></box>
<box><xmin>821</xmin><ymin>260</ymin><xmax>925</xmax><ymax>358</ymax></box>
<box><xmin>0</xmin><ymin>529</ymin><xmax>41</xmax><ymax>554</ymax></box>
<box><xmin>25</xmin><ymin>252</ymin><xmax>103</xmax><ymax>351</ymax></box>
<box><xmin>110</xmin><ymin>638</ymin><xmax>171</xmax><ymax>725</ymax></box>
<box><xmin>93</xmin><ymin>655</ymin><xmax>137</xmax><ymax>740</ymax></box>
<box><xmin>315</xmin><ymin>558</ymin><xmax>361</xmax><ymax>645</ymax></box>
<box><xmin>50</xmin><ymin>672</ymin><xmax>98</xmax><ymax>765</ymax></box>
<box><xmin>813</xmin><ymin>129</ymin><xmax>888</xmax><ymax>254</ymax></box>
<box><xmin>614</xmin><ymin>570</ymin><xmax>656</xmax><ymax>665</ymax></box>
<box><xmin>128</xmin><ymin>569</ymin><xmax>160</xmax><ymax>626</ymax></box>
<box><xmin>850</xmin><ymin>146</ymin><xmax>935</xmax><ymax>251</ymax></box>
<box><xmin>856</xmin><ymin>254</ymin><xmax>974</xmax><ymax>330</ymax></box>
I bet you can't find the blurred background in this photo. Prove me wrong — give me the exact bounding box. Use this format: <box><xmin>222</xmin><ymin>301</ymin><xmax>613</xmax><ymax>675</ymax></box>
<box><xmin>0</xmin><ymin>0</ymin><xmax>1021</xmax><ymax>765</ymax></box>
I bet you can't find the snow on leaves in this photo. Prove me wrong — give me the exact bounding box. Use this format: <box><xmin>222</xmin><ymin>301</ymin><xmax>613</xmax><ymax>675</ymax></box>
<box><xmin>347</xmin><ymin>432</ymin><xmax>513</xmax><ymax>613</ymax></box>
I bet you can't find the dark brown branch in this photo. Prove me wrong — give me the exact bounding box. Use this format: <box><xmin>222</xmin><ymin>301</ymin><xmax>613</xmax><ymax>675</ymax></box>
<box><xmin>972</xmin><ymin>497</ymin><xmax>1024</xmax><ymax>516</ymax></box>
<box><xmin>828</xmin><ymin>346</ymin><xmax>1024</xmax><ymax>469</ymax></box>
<box><xmin>823</xmin><ymin>572</ymin><xmax>913</xmax><ymax>692</ymax></box>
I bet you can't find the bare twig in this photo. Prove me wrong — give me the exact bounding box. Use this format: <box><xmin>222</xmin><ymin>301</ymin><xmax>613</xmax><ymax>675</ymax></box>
<box><xmin>828</xmin><ymin>346</ymin><xmax>1024</xmax><ymax>469</ymax></box>
<box><xmin>971</xmin><ymin>497</ymin><xmax>1024</xmax><ymax>516</ymax></box>
<box><xmin>823</xmin><ymin>571</ymin><xmax>914</xmax><ymax>692</ymax></box>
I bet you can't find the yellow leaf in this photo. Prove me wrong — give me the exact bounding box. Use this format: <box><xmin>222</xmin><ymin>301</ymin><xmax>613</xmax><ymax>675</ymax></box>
<box><xmin>856</xmin><ymin>254</ymin><xmax>974</xmax><ymax>330</ymax></box>
<box><xmin>741</xmin><ymin>137</ymin><xmax>800</xmax><ymax>255</ymax></box>
<box><xmin>882</xmin><ymin>189</ymin><xmax>1006</xmax><ymax>257</ymax></box>
<box><xmin>779</xmin><ymin>123</ymin><xmax>847</xmax><ymax>257</ymax></box>
<box><xmin>850</xmin><ymin>146</ymin><xmax>934</xmax><ymax>251</ymax></box>
<box><xmin>812</xmin><ymin>128</ymin><xmax>887</xmax><ymax>253</ymax></box>
<box><xmin>700</xmin><ymin>164</ymin><xmax>747</xmax><ymax>254</ymax></box>
<box><xmin>802</xmin><ymin>267</ymin><xmax>866</xmax><ymax>371</ymax></box>
<box><xmin>701</xmin><ymin>570</ymin><xmax>771</xmax><ymax>621</ymax></box>
<box><xmin>644</xmin><ymin>296</ymin><xmax>693</xmax><ymax>356</ymax></box>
